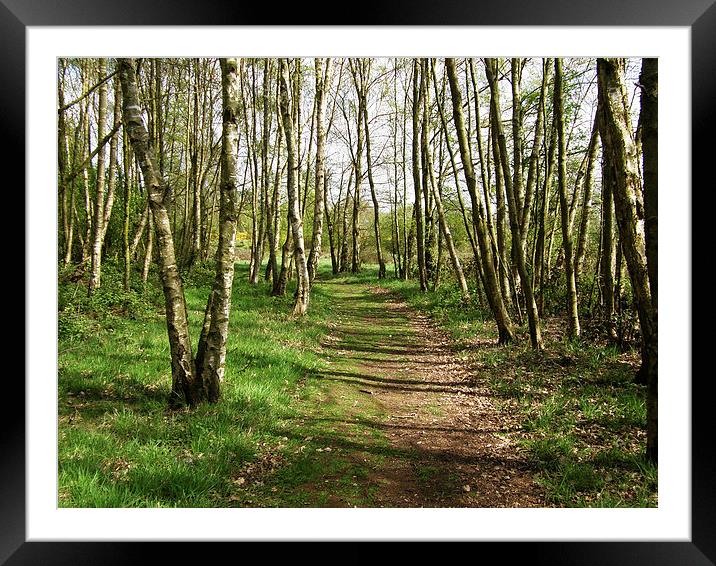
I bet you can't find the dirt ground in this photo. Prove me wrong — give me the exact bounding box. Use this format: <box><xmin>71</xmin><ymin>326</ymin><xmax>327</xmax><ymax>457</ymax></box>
<box><xmin>311</xmin><ymin>280</ymin><xmax>545</xmax><ymax>508</ymax></box>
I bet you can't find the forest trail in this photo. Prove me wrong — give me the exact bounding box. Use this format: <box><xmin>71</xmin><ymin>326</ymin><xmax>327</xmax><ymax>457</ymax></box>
<box><xmin>293</xmin><ymin>277</ymin><xmax>545</xmax><ymax>507</ymax></box>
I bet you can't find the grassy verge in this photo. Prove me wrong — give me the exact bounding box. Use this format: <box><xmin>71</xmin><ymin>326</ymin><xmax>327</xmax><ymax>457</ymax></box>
<box><xmin>378</xmin><ymin>275</ymin><xmax>657</xmax><ymax>508</ymax></box>
<box><xmin>58</xmin><ymin>261</ymin><xmax>404</xmax><ymax>507</ymax></box>
<box><xmin>60</xmin><ymin>261</ymin><xmax>333</xmax><ymax>506</ymax></box>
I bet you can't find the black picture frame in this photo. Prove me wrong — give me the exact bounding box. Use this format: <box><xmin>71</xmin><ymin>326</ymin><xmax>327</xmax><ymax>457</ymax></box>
<box><xmin>9</xmin><ymin>0</ymin><xmax>711</xmax><ymax>562</ymax></box>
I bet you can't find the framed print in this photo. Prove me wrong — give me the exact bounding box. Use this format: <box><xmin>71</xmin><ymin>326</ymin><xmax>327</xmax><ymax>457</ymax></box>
<box><xmin>10</xmin><ymin>0</ymin><xmax>712</xmax><ymax>562</ymax></box>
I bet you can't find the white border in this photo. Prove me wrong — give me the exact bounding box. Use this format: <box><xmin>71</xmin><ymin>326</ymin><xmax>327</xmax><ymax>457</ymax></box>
<box><xmin>27</xmin><ymin>26</ymin><xmax>691</xmax><ymax>541</ymax></box>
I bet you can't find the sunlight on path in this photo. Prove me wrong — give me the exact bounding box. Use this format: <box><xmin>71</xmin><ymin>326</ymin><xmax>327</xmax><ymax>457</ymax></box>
<box><xmin>299</xmin><ymin>276</ymin><xmax>544</xmax><ymax>508</ymax></box>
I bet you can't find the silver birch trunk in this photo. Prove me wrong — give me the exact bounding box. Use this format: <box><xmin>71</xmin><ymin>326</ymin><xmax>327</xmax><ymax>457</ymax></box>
<box><xmin>279</xmin><ymin>59</ymin><xmax>310</xmax><ymax>315</ymax></box>
<box><xmin>554</xmin><ymin>59</ymin><xmax>581</xmax><ymax>338</ymax></box>
<box><xmin>118</xmin><ymin>58</ymin><xmax>200</xmax><ymax>407</ymax></box>
<box><xmin>88</xmin><ymin>59</ymin><xmax>109</xmax><ymax>295</ymax></box>
<box><xmin>194</xmin><ymin>58</ymin><xmax>240</xmax><ymax>403</ymax></box>
<box><xmin>446</xmin><ymin>58</ymin><xmax>515</xmax><ymax>344</ymax></box>
<box><xmin>307</xmin><ymin>58</ymin><xmax>333</xmax><ymax>282</ymax></box>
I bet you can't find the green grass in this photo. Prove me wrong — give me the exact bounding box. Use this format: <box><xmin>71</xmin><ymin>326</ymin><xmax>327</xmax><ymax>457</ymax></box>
<box><xmin>58</xmin><ymin>259</ymin><xmax>384</xmax><ymax>507</ymax></box>
<box><xmin>59</xmin><ymin>260</ymin><xmax>432</xmax><ymax>508</ymax></box>
<box><xmin>59</xmin><ymin>261</ymin><xmax>656</xmax><ymax>508</ymax></box>
<box><xmin>377</xmin><ymin>275</ymin><xmax>657</xmax><ymax>508</ymax></box>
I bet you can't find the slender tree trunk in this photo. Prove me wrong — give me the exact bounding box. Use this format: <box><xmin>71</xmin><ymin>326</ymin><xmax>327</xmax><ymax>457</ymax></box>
<box><xmin>554</xmin><ymin>58</ymin><xmax>581</xmax><ymax>338</ymax></box>
<box><xmin>574</xmin><ymin>110</ymin><xmax>600</xmax><ymax>282</ymax></box>
<box><xmin>522</xmin><ymin>59</ymin><xmax>551</xmax><ymax>252</ymax></box>
<box><xmin>446</xmin><ymin>58</ymin><xmax>515</xmax><ymax>344</ymax></box>
<box><xmin>468</xmin><ymin>59</ymin><xmax>496</xmax><ymax>250</ymax></box>
<box><xmin>63</xmin><ymin>96</ymin><xmax>85</xmax><ymax>266</ymax></box>
<box><xmin>141</xmin><ymin>209</ymin><xmax>154</xmax><ymax>286</ymax></box>
<box><xmin>486</xmin><ymin>58</ymin><xmax>543</xmax><ymax>349</ymax></box>
<box><xmin>639</xmin><ymin>57</ymin><xmax>658</xmax><ymax>463</ymax></box>
<box><xmin>190</xmin><ymin>60</ymin><xmax>202</xmax><ymax>268</ymax></box>
<box><xmin>640</xmin><ymin>58</ymin><xmax>658</xmax><ymax>310</ymax></box>
<box><xmin>100</xmin><ymin>75</ymin><xmax>122</xmax><ymax>247</ymax></box>
<box><xmin>362</xmin><ymin>77</ymin><xmax>386</xmax><ymax>278</ymax></box>
<box><xmin>325</xmin><ymin>175</ymin><xmax>339</xmax><ymax>274</ymax></box>
<box><xmin>266</xmin><ymin>116</ymin><xmax>283</xmax><ymax>285</ymax></box>
<box><xmin>194</xmin><ymin>58</ymin><xmax>240</xmax><ymax>403</ymax></box>
<box><xmin>118</xmin><ymin>58</ymin><xmax>201</xmax><ymax>407</ymax></box>
<box><xmin>58</xmin><ymin>64</ymin><xmax>70</xmax><ymax>259</ymax></box>
<box><xmin>599</xmin><ymin>141</ymin><xmax>617</xmax><ymax>342</ymax></box>
<box><xmin>428</xmin><ymin>146</ymin><xmax>469</xmax><ymax>301</ymax></box>
<box><xmin>279</xmin><ymin>58</ymin><xmax>310</xmax><ymax>315</ymax></box>
<box><xmin>349</xmin><ymin>60</ymin><xmax>365</xmax><ymax>275</ymax></box>
<box><xmin>339</xmin><ymin>174</ymin><xmax>351</xmax><ymax>273</ymax></box>
<box><xmin>432</xmin><ymin>60</ymin><xmax>481</xmax><ymax>287</ymax></box>
<box><xmin>88</xmin><ymin>59</ymin><xmax>109</xmax><ymax>295</ymax></box>
<box><xmin>420</xmin><ymin>59</ymin><xmax>436</xmax><ymax>284</ymax></box>
<box><xmin>122</xmin><ymin>129</ymin><xmax>132</xmax><ymax>292</ymax></box>
<box><xmin>273</xmin><ymin>221</ymin><xmax>292</xmax><ymax>296</ymax></box>
<box><xmin>307</xmin><ymin>58</ymin><xmax>333</xmax><ymax>282</ymax></box>
<box><xmin>411</xmin><ymin>60</ymin><xmax>427</xmax><ymax>291</ymax></box>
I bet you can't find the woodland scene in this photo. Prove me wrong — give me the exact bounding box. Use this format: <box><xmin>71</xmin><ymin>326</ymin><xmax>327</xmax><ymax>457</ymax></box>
<box><xmin>57</xmin><ymin>56</ymin><xmax>658</xmax><ymax>508</ymax></box>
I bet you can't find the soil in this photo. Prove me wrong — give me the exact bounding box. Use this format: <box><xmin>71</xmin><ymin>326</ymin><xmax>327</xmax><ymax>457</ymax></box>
<box><xmin>310</xmin><ymin>279</ymin><xmax>545</xmax><ymax>508</ymax></box>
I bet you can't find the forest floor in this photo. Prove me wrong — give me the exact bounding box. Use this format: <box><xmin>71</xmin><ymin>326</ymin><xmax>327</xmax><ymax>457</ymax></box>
<box><xmin>58</xmin><ymin>262</ymin><xmax>656</xmax><ymax>508</ymax></box>
<box><xmin>279</xmin><ymin>278</ymin><xmax>543</xmax><ymax>507</ymax></box>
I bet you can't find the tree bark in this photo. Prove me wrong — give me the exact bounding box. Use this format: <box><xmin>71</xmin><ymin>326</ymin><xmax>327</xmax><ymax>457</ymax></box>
<box><xmin>554</xmin><ymin>58</ymin><xmax>581</xmax><ymax>338</ymax></box>
<box><xmin>597</xmin><ymin>57</ymin><xmax>657</xmax><ymax>462</ymax></box>
<box><xmin>118</xmin><ymin>58</ymin><xmax>200</xmax><ymax>407</ymax></box>
<box><xmin>574</xmin><ymin>110</ymin><xmax>600</xmax><ymax>282</ymax></box>
<box><xmin>194</xmin><ymin>58</ymin><xmax>241</xmax><ymax>403</ymax></box>
<box><xmin>486</xmin><ymin>58</ymin><xmax>543</xmax><ymax>349</ymax></box>
<box><xmin>307</xmin><ymin>58</ymin><xmax>333</xmax><ymax>282</ymax></box>
<box><xmin>88</xmin><ymin>59</ymin><xmax>109</xmax><ymax>295</ymax></box>
<box><xmin>411</xmin><ymin>60</ymin><xmax>427</xmax><ymax>291</ymax></box>
<box><xmin>640</xmin><ymin>58</ymin><xmax>658</xmax><ymax>310</ymax></box>
<box><xmin>446</xmin><ymin>58</ymin><xmax>515</xmax><ymax>344</ymax></box>
<box><xmin>279</xmin><ymin>58</ymin><xmax>310</xmax><ymax>315</ymax></box>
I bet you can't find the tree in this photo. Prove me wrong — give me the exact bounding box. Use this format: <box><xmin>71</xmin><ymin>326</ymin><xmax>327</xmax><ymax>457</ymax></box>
<box><xmin>118</xmin><ymin>57</ymin><xmax>240</xmax><ymax>406</ymax></box>
<box><xmin>278</xmin><ymin>58</ymin><xmax>311</xmax><ymax>315</ymax></box>
<box><xmin>445</xmin><ymin>58</ymin><xmax>515</xmax><ymax>344</ymax></box>
<box><xmin>87</xmin><ymin>59</ymin><xmax>109</xmax><ymax>296</ymax></box>
<box><xmin>485</xmin><ymin>58</ymin><xmax>543</xmax><ymax>350</ymax></box>
<box><xmin>597</xmin><ymin>57</ymin><xmax>657</xmax><ymax>462</ymax></box>
<box><xmin>307</xmin><ymin>58</ymin><xmax>333</xmax><ymax>282</ymax></box>
<box><xmin>411</xmin><ymin>59</ymin><xmax>428</xmax><ymax>291</ymax></box>
<box><xmin>554</xmin><ymin>58</ymin><xmax>581</xmax><ymax>339</ymax></box>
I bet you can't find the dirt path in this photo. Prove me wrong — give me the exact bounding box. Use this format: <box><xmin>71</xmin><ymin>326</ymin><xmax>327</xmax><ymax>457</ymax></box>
<box><xmin>304</xmin><ymin>278</ymin><xmax>544</xmax><ymax>507</ymax></box>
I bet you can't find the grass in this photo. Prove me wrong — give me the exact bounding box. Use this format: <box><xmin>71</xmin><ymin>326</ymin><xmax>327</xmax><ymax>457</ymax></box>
<box><xmin>378</xmin><ymin>276</ymin><xmax>657</xmax><ymax>508</ymax></box>
<box><xmin>58</xmin><ymin>260</ymin><xmax>394</xmax><ymax>508</ymax></box>
<box><xmin>59</xmin><ymin>261</ymin><xmax>656</xmax><ymax>508</ymax></box>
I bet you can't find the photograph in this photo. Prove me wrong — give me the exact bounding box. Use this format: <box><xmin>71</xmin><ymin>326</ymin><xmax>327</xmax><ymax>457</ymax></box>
<box><xmin>55</xmin><ymin>55</ymin><xmax>658</xmax><ymax>510</ymax></box>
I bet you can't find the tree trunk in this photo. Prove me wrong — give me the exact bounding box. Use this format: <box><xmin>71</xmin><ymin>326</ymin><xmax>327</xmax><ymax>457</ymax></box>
<box><xmin>446</xmin><ymin>58</ymin><xmax>515</xmax><ymax>344</ymax></box>
<box><xmin>554</xmin><ymin>58</ymin><xmax>581</xmax><ymax>338</ymax></box>
<box><xmin>194</xmin><ymin>58</ymin><xmax>240</xmax><ymax>403</ymax></box>
<box><xmin>88</xmin><ymin>59</ymin><xmax>109</xmax><ymax>295</ymax></box>
<box><xmin>141</xmin><ymin>209</ymin><xmax>154</xmax><ymax>285</ymax></box>
<box><xmin>279</xmin><ymin>58</ymin><xmax>310</xmax><ymax>315</ymax></box>
<box><xmin>597</xmin><ymin>57</ymin><xmax>657</xmax><ymax>462</ymax></box>
<box><xmin>411</xmin><ymin>60</ymin><xmax>427</xmax><ymax>291</ymax></box>
<box><xmin>486</xmin><ymin>58</ymin><xmax>543</xmax><ymax>350</ymax></box>
<box><xmin>574</xmin><ymin>110</ymin><xmax>600</xmax><ymax>282</ymax></box>
<box><xmin>118</xmin><ymin>58</ymin><xmax>201</xmax><ymax>407</ymax></box>
<box><xmin>307</xmin><ymin>58</ymin><xmax>333</xmax><ymax>282</ymax></box>
<box><xmin>640</xmin><ymin>58</ymin><xmax>658</xmax><ymax>310</ymax></box>
<box><xmin>122</xmin><ymin>128</ymin><xmax>131</xmax><ymax>292</ymax></box>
